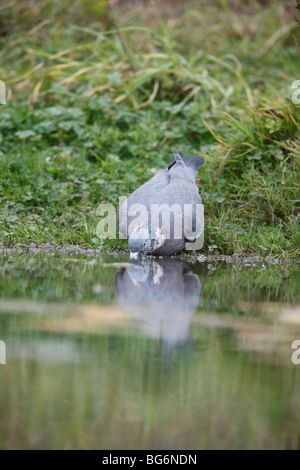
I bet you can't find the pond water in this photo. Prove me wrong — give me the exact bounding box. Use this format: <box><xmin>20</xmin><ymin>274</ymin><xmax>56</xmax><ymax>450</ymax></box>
<box><xmin>0</xmin><ymin>250</ymin><xmax>299</xmax><ymax>450</ymax></box>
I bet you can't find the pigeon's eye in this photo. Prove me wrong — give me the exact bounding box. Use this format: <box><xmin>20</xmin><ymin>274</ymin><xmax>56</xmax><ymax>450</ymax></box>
<box><xmin>143</xmin><ymin>242</ymin><xmax>146</xmax><ymax>246</ymax></box>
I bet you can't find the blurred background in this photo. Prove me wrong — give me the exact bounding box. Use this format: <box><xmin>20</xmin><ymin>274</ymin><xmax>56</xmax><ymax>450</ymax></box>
<box><xmin>0</xmin><ymin>0</ymin><xmax>299</xmax><ymax>255</ymax></box>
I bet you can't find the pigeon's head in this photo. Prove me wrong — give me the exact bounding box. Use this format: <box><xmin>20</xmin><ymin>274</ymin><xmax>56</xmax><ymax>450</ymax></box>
<box><xmin>129</xmin><ymin>224</ymin><xmax>166</xmax><ymax>256</ymax></box>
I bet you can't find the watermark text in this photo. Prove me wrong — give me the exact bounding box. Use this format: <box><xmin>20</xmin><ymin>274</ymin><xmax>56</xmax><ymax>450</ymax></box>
<box><xmin>291</xmin><ymin>80</ymin><xmax>300</xmax><ymax>105</ymax></box>
<box><xmin>0</xmin><ymin>80</ymin><xmax>6</xmax><ymax>104</ymax></box>
<box><xmin>95</xmin><ymin>198</ymin><xmax>204</xmax><ymax>251</ymax></box>
<box><xmin>291</xmin><ymin>340</ymin><xmax>300</xmax><ymax>365</ymax></box>
<box><xmin>0</xmin><ymin>340</ymin><xmax>6</xmax><ymax>365</ymax></box>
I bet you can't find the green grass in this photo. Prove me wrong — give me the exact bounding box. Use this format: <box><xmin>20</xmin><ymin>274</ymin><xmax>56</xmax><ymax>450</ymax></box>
<box><xmin>0</xmin><ymin>0</ymin><xmax>299</xmax><ymax>256</ymax></box>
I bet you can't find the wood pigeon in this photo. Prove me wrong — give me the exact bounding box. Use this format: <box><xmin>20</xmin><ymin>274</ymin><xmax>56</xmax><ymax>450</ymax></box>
<box><xmin>118</xmin><ymin>148</ymin><xmax>204</xmax><ymax>256</ymax></box>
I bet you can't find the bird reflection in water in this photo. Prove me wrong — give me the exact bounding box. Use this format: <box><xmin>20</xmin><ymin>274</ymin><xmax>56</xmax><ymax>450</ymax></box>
<box><xmin>114</xmin><ymin>259</ymin><xmax>201</xmax><ymax>347</ymax></box>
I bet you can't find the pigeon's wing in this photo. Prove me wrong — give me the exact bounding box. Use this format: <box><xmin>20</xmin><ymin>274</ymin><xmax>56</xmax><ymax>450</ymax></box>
<box><xmin>183</xmin><ymin>185</ymin><xmax>203</xmax><ymax>241</ymax></box>
<box><xmin>168</xmin><ymin>151</ymin><xmax>204</xmax><ymax>242</ymax></box>
<box><xmin>118</xmin><ymin>169</ymin><xmax>170</xmax><ymax>237</ymax></box>
<box><xmin>152</xmin><ymin>176</ymin><xmax>203</xmax><ymax>242</ymax></box>
<box><xmin>127</xmin><ymin>169</ymin><xmax>170</xmax><ymax>207</ymax></box>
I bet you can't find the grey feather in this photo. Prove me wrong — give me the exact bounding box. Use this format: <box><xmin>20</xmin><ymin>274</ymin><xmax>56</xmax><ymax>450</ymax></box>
<box><xmin>171</xmin><ymin>147</ymin><xmax>185</xmax><ymax>167</ymax></box>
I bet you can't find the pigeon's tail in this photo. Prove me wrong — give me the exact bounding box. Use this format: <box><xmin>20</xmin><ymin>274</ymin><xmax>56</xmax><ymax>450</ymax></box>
<box><xmin>179</xmin><ymin>155</ymin><xmax>205</xmax><ymax>172</ymax></box>
<box><xmin>168</xmin><ymin>149</ymin><xmax>205</xmax><ymax>174</ymax></box>
<box><xmin>171</xmin><ymin>148</ymin><xmax>185</xmax><ymax>168</ymax></box>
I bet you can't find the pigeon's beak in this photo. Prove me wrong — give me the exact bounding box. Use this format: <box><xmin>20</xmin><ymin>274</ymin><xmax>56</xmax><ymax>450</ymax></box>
<box><xmin>130</xmin><ymin>252</ymin><xmax>139</xmax><ymax>260</ymax></box>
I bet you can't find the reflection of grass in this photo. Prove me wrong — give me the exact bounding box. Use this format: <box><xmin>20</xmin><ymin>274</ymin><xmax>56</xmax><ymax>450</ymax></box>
<box><xmin>0</xmin><ymin>254</ymin><xmax>298</xmax><ymax>306</ymax></box>
<box><xmin>0</xmin><ymin>252</ymin><xmax>299</xmax><ymax>449</ymax></box>
<box><xmin>0</xmin><ymin>328</ymin><xmax>299</xmax><ymax>449</ymax></box>
<box><xmin>0</xmin><ymin>1</ymin><xmax>299</xmax><ymax>256</ymax></box>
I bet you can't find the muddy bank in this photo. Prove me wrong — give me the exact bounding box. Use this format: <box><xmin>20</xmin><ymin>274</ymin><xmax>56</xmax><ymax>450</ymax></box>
<box><xmin>0</xmin><ymin>243</ymin><xmax>299</xmax><ymax>266</ymax></box>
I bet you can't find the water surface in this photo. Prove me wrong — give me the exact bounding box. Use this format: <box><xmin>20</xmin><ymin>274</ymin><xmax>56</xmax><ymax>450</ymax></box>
<box><xmin>0</xmin><ymin>251</ymin><xmax>299</xmax><ymax>449</ymax></box>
